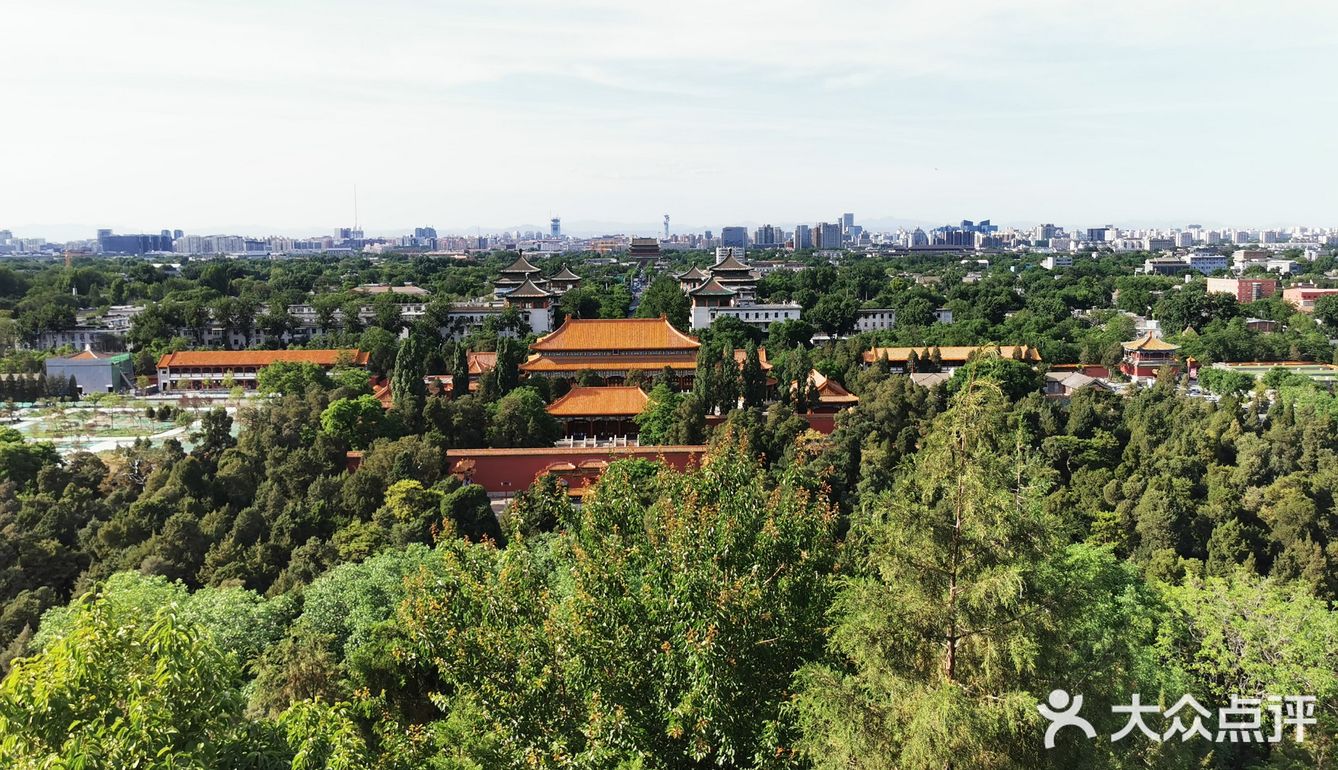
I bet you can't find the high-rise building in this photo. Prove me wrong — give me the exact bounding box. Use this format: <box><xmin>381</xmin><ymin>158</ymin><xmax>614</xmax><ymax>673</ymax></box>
<box><xmin>663</xmin><ymin>214</ymin><xmax>670</xmax><ymax>240</ymax></box>
<box><xmin>815</xmin><ymin>222</ymin><xmax>843</xmax><ymax>250</ymax></box>
<box><xmin>97</xmin><ymin>230</ymin><xmax>173</xmax><ymax>255</ymax></box>
<box><xmin>720</xmin><ymin>226</ymin><xmax>748</xmax><ymax>250</ymax></box>
<box><xmin>841</xmin><ymin>212</ymin><xmax>854</xmax><ymax>233</ymax></box>
<box><xmin>173</xmin><ymin>229</ymin><xmax>184</xmax><ymax>239</ymax></box>
<box><xmin>753</xmin><ymin>224</ymin><xmax>782</xmax><ymax>247</ymax></box>
<box><xmin>793</xmin><ymin>224</ymin><xmax>813</xmax><ymax>250</ymax></box>
<box><xmin>550</xmin><ymin>217</ymin><xmax>561</xmax><ymax>239</ymax></box>
<box><xmin>414</xmin><ymin>226</ymin><xmax>437</xmax><ymax>240</ymax></box>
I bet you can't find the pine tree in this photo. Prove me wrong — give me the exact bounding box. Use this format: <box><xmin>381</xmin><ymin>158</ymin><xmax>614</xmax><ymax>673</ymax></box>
<box><xmin>874</xmin><ymin>351</ymin><xmax>891</xmax><ymax>377</ymax></box>
<box><xmin>741</xmin><ymin>341</ymin><xmax>767</xmax><ymax>408</ymax></box>
<box><xmin>796</xmin><ymin>379</ymin><xmax>1067</xmax><ymax>769</ymax></box>
<box><xmin>792</xmin><ymin>345</ymin><xmax>814</xmax><ymax>412</ymax></box>
<box><xmin>494</xmin><ymin>337</ymin><xmax>522</xmax><ymax>396</ymax></box>
<box><xmin>691</xmin><ymin>341</ymin><xmax>717</xmax><ymax>413</ymax></box>
<box><xmin>715</xmin><ymin>344</ymin><xmax>740</xmax><ymax>413</ymax></box>
<box><xmin>391</xmin><ymin>333</ymin><xmax>428</xmax><ymax>429</ymax></box>
<box><xmin>451</xmin><ymin>344</ymin><xmax>470</xmax><ymax>400</ymax></box>
<box><xmin>655</xmin><ymin>364</ymin><xmax>677</xmax><ymax>391</ymax></box>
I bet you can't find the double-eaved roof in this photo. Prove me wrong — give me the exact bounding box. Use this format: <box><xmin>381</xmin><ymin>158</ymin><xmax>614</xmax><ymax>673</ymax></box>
<box><xmin>522</xmin><ymin>318</ymin><xmax>700</xmax><ymax>374</ymax></box>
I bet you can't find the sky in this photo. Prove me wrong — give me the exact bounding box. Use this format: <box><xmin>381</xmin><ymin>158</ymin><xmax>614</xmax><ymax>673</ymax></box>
<box><xmin>3</xmin><ymin>0</ymin><xmax>1337</xmax><ymax>238</ymax></box>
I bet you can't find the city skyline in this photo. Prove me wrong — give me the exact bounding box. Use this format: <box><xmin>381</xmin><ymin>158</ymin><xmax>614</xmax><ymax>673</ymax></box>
<box><xmin>8</xmin><ymin>217</ymin><xmax>1338</xmax><ymax>249</ymax></box>
<box><xmin>4</xmin><ymin>0</ymin><xmax>1338</xmax><ymax>231</ymax></box>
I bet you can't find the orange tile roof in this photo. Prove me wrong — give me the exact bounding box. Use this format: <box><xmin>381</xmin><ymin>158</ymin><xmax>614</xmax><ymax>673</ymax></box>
<box><xmin>1121</xmin><ymin>334</ymin><xmax>1180</xmax><ymax>352</ymax></box>
<box><xmin>467</xmin><ymin>351</ymin><xmax>496</xmax><ymax>375</ymax></box>
<box><xmin>546</xmin><ymin>386</ymin><xmax>650</xmax><ymax>417</ymax></box>
<box><xmin>862</xmin><ymin>345</ymin><xmax>1041</xmax><ymax>364</ymax></box>
<box><xmin>521</xmin><ymin>353</ymin><xmax>696</xmax><ymax>373</ymax></box>
<box><xmin>732</xmin><ymin>347</ymin><xmax>773</xmax><ymax>370</ymax></box>
<box><xmin>809</xmin><ymin>371</ymin><xmax>860</xmax><ymax>404</ymax></box>
<box><xmin>371</xmin><ymin>379</ymin><xmax>393</xmax><ymax>408</ymax></box>
<box><xmin>156</xmin><ymin>349</ymin><xmax>369</xmax><ymax>369</ymax></box>
<box><xmin>530</xmin><ymin>317</ymin><xmax>700</xmax><ymax>353</ymax></box>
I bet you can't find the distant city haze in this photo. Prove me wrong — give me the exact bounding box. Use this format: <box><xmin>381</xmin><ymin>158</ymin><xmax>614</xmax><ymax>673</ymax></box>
<box><xmin>4</xmin><ymin>0</ymin><xmax>1337</xmax><ymax>237</ymax></box>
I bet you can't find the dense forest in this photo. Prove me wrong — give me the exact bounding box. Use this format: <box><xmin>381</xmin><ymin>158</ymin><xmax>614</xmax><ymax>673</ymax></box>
<box><xmin>1</xmin><ymin>249</ymin><xmax>1337</xmax><ymax>767</ymax></box>
<box><xmin>1</xmin><ymin>356</ymin><xmax>1336</xmax><ymax>767</ymax></box>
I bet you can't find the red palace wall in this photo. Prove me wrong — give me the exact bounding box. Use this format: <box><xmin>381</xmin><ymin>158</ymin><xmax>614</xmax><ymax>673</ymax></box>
<box><xmin>445</xmin><ymin>445</ymin><xmax>707</xmax><ymax>496</ymax></box>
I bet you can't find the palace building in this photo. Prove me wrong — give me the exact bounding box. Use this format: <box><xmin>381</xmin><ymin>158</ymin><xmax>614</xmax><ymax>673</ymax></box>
<box><xmin>493</xmin><ymin>254</ymin><xmax>544</xmax><ymax>297</ymax></box>
<box><xmin>1119</xmin><ymin>334</ymin><xmax>1180</xmax><ymax>382</ymax></box>
<box><xmin>502</xmin><ymin>278</ymin><xmax>555</xmax><ymax>334</ymax></box>
<box><xmin>683</xmin><ymin>255</ymin><xmax>801</xmax><ymax>331</ymax></box>
<box><xmin>676</xmin><ymin>265</ymin><xmax>710</xmax><ymax>293</ymax></box>
<box><xmin>806</xmin><ymin>370</ymin><xmax>860</xmax><ymax>412</ymax></box>
<box><xmin>688</xmin><ymin>277</ymin><xmax>738</xmax><ymax>329</ymax></box>
<box><xmin>545</xmin><ymin>385</ymin><xmax>649</xmax><ymax>440</ymax></box>
<box><xmin>155</xmin><ymin>349</ymin><xmax>369</xmax><ymax>392</ymax></box>
<box><xmin>520</xmin><ymin>317</ymin><xmax>700</xmax><ymax>388</ymax></box>
<box><xmin>707</xmin><ymin>251</ymin><xmax>759</xmax><ymax>303</ymax></box>
<box><xmin>547</xmin><ymin>265</ymin><xmax>582</xmax><ymax>295</ymax></box>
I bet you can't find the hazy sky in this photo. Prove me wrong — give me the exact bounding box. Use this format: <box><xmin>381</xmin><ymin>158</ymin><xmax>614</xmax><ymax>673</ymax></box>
<box><xmin>4</xmin><ymin>0</ymin><xmax>1337</xmax><ymax>237</ymax></box>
